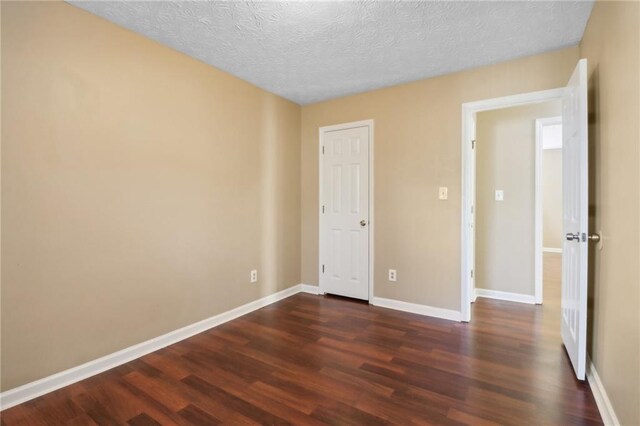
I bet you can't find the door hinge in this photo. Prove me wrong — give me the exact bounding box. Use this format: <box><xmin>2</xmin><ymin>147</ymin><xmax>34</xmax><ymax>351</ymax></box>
<box><xmin>322</xmin><ymin>264</ymin><xmax>325</xmax><ymax>273</ymax></box>
<box><xmin>471</xmin><ymin>139</ymin><xmax>476</xmax><ymax>149</ymax></box>
<box><xmin>322</xmin><ymin>205</ymin><xmax>325</xmax><ymax>213</ymax></box>
<box><xmin>470</xmin><ymin>269</ymin><xmax>474</xmax><ymax>278</ymax></box>
<box><xmin>322</xmin><ymin>146</ymin><xmax>325</xmax><ymax>154</ymax></box>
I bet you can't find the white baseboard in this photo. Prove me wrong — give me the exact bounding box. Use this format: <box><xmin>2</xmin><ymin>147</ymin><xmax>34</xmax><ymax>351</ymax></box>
<box><xmin>0</xmin><ymin>284</ymin><xmax>484</xmax><ymax>410</ymax></box>
<box><xmin>0</xmin><ymin>283</ymin><xmax>306</xmax><ymax>411</ymax></box>
<box><xmin>2</xmin><ymin>283</ymin><xmax>618</xmax><ymax>425</ymax></box>
<box><xmin>475</xmin><ymin>288</ymin><xmax>536</xmax><ymax>304</ymax></box>
<box><xmin>587</xmin><ymin>356</ymin><xmax>620</xmax><ymax>426</ymax></box>
<box><xmin>543</xmin><ymin>247</ymin><xmax>563</xmax><ymax>253</ymax></box>
<box><xmin>371</xmin><ymin>297</ymin><xmax>461</xmax><ymax>322</ymax></box>
<box><xmin>300</xmin><ymin>284</ymin><xmax>321</xmax><ymax>295</ymax></box>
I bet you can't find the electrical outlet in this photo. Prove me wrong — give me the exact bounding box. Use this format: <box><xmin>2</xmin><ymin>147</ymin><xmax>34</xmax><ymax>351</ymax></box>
<box><xmin>250</xmin><ymin>270</ymin><xmax>258</xmax><ymax>283</ymax></box>
<box><xmin>388</xmin><ymin>269</ymin><xmax>397</xmax><ymax>282</ymax></box>
<box><xmin>495</xmin><ymin>190</ymin><xmax>504</xmax><ymax>201</ymax></box>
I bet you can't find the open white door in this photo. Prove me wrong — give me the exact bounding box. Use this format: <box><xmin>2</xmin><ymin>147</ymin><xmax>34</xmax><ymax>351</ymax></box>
<box><xmin>561</xmin><ymin>58</ymin><xmax>588</xmax><ymax>380</ymax></box>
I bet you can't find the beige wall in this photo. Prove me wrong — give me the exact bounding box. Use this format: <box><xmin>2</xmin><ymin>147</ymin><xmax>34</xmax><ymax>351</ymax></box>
<box><xmin>580</xmin><ymin>1</ymin><xmax>640</xmax><ymax>425</ymax></box>
<box><xmin>475</xmin><ymin>101</ymin><xmax>561</xmax><ymax>296</ymax></box>
<box><xmin>301</xmin><ymin>47</ymin><xmax>578</xmax><ymax>310</ymax></box>
<box><xmin>1</xmin><ymin>2</ymin><xmax>301</xmax><ymax>391</ymax></box>
<box><xmin>4</xmin><ymin>4</ymin><xmax>638</xmax><ymax>423</ymax></box>
<box><xmin>543</xmin><ymin>148</ymin><xmax>563</xmax><ymax>249</ymax></box>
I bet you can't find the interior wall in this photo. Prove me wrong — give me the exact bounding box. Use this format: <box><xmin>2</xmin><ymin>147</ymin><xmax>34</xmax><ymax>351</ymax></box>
<box><xmin>5</xmin><ymin>7</ymin><xmax>637</xmax><ymax>425</ymax></box>
<box><xmin>301</xmin><ymin>47</ymin><xmax>579</xmax><ymax>310</ymax></box>
<box><xmin>1</xmin><ymin>1</ymin><xmax>301</xmax><ymax>391</ymax></box>
<box><xmin>475</xmin><ymin>101</ymin><xmax>561</xmax><ymax>296</ymax></box>
<box><xmin>543</xmin><ymin>148</ymin><xmax>563</xmax><ymax>249</ymax></box>
<box><xmin>580</xmin><ymin>1</ymin><xmax>640</xmax><ymax>424</ymax></box>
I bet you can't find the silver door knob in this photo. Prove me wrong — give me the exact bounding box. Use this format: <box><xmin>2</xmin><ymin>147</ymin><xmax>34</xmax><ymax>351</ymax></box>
<box><xmin>566</xmin><ymin>232</ymin><xmax>580</xmax><ymax>241</ymax></box>
<box><xmin>588</xmin><ymin>233</ymin><xmax>601</xmax><ymax>243</ymax></box>
<box><xmin>360</xmin><ymin>220</ymin><xmax>367</xmax><ymax>227</ymax></box>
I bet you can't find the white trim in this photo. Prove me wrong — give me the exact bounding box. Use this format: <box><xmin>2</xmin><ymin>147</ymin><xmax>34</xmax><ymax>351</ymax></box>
<box><xmin>535</xmin><ymin>116</ymin><xmax>563</xmax><ymax>304</ymax></box>
<box><xmin>543</xmin><ymin>247</ymin><xmax>563</xmax><ymax>253</ymax></box>
<box><xmin>460</xmin><ymin>110</ymin><xmax>476</xmax><ymax>322</ymax></box>
<box><xmin>318</xmin><ymin>119</ymin><xmax>374</xmax><ymax>302</ymax></box>
<box><xmin>461</xmin><ymin>88</ymin><xmax>564</xmax><ymax>321</ymax></box>
<box><xmin>460</xmin><ymin>106</ymin><xmax>473</xmax><ymax>322</ymax></box>
<box><xmin>0</xmin><ymin>284</ymin><xmax>464</xmax><ymax>411</ymax></box>
<box><xmin>371</xmin><ymin>297</ymin><xmax>461</xmax><ymax>322</ymax></box>
<box><xmin>535</xmin><ymin>118</ymin><xmax>542</xmax><ymax>304</ymax></box>
<box><xmin>462</xmin><ymin>89</ymin><xmax>564</xmax><ymax>112</ymax></box>
<box><xmin>587</xmin><ymin>356</ymin><xmax>620</xmax><ymax>426</ymax></box>
<box><xmin>0</xmin><ymin>284</ymin><xmax>307</xmax><ymax>411</ymax></box>
<box><xmin>300</xmin><ymin>284</ymin><xmax>321</xmax><ymax>295</ymax></box>
<box><xmin>475</xmin><ymin>288</ymin><xmax>536</xmax><ymax>305</ymax></box>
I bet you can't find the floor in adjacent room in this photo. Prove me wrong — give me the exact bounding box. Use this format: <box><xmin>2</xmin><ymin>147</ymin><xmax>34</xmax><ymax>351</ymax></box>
<box><xmin>1</xmin><ymin>253</ymin><xmax>601</xmax><ymax>425</ymax></box>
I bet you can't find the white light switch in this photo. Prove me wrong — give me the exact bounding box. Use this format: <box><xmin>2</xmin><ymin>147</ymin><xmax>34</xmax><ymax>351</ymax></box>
<box><xmin>495</xmin><ymin>190</ymin><xmax>504</xmax><ymax>201</ymax></box>
<box><xmin>438</xmin><ymin>187</ymin><xmax>448</xmax><ymax>200</ymax></box>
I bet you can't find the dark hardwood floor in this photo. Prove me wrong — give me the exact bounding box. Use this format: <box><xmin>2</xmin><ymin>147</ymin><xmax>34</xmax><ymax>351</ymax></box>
<box><xmin>2</xmin><ymin>255</ymin><xmax>601</xmax><ymax>425</ymax></box>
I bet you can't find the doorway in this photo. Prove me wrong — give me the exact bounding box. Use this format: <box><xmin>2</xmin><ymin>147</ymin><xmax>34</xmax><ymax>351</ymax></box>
<box><xmin>460</xmin><ymin>88</ymin><xmax>564</xmax><ymax>322</ymax></box>
<box><xmin>462</xmin><ymin>60</ymin><xmax>591</xmax><ymax>381</ymax></box>
<box><xmin>471</xmin><ymin>103</ymin><xmax>562</xmax><ymax>308</ymax></box>
<box><xmin>319</xmin><ymin>120</ymin><xmax>374</xmax><ymax>301</ymax></box>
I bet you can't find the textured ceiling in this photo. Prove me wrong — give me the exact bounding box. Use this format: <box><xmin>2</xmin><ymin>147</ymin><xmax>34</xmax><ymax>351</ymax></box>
<box><xmin>69</xmin><ymin>1</ymin><xmax>594</xmax><ymax>105</ymax></box>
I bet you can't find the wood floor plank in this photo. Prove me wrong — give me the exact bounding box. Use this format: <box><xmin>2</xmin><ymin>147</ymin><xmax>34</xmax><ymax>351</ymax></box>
<box><xmin>175</xmin><ymin>404</ymin><xmax>221</xmax><ymax>426</ymax></box>
<box><xmin>2</xmin><ymin>254</ymin><xmax>602</xmax><ymax>425</ymax></box>
<box><xmin>127</xmin><ymin>412</ymin><xmax>162</xmax><ymax>426</ymax></box>
<box><xmin>182</xmin><ymin>375</ymin><xmax>290</xmax><ymax>425</ymax></box>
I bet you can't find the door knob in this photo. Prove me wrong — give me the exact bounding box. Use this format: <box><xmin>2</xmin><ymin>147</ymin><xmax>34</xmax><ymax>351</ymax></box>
<box><xmin>360</xmin><ymin>220</ymin><xmax>367</xmax><ymax>227</ymax></box>
<box><xmin>588</xmin><ymin>233</ymin><xmax>601</xmax><ymax>243</ymax></box>
<box><xmin>565</xmin><ymin>232</ymin><xmax>580</xmax><ymax>242</ymax></box>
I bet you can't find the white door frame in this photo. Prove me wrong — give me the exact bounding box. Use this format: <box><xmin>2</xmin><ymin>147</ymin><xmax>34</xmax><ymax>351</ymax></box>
<box><xmin>461</xmin><ymin>89</ymin><xmax>563</xmax><ymax>322</ymax></box>
<box><xmin>319</xmin><ymin>119</ymin><xmax>374</xmax><ymax>301</ymax></box>
<box><xmin>535</xmin><ymin>116</ymin><xmax>563</xmax><ymax>304</ymax></box>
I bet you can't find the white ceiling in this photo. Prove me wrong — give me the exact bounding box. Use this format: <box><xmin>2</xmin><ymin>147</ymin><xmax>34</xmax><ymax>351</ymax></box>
<box><xmin>69</xmin><ymin>1</ymin><xmax>594</xmax><ymax>105</ymax></box>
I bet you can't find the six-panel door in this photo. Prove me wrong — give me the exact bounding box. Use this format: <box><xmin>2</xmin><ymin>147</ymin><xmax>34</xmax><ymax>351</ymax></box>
<box><xmin>561</xmin><ymin>59</ymin><xmax>589</xmax><ymax>380</ymax></box>
<box><xmin>320</xmin><ymin>126</ymin><xmax>370</xmax><ymax>300</ymax></box>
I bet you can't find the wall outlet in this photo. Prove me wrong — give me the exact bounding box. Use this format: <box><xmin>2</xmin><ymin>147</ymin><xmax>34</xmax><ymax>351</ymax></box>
<box><xmin>388</xmin><ymin>269</ymin><xmax>397</xmax><ymax>282</ymax></box>
<box><xmin>438</xmin><ymin>187</ymin><xmax>448</xmax><ymax>200</ymax></box>
<box><xmin>250</xmin><ymin>270</ymin><xmax>258</xmax><ymax>283</ymax></box>
<box><xmin>495</xmin><ymin>190</ymin><xmax>504</xmax><ymax>201</ymax></box>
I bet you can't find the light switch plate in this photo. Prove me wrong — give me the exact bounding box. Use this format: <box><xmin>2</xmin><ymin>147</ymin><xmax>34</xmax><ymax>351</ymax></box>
<box><xmin>495</xmin><ymin>190</ymin><xmax>504</xmax><ymax>201</ymax></box>
<box><xmin>438</xmin><ymin>187</ymin><xmax>448</xmax><ymax>200</ymax></box>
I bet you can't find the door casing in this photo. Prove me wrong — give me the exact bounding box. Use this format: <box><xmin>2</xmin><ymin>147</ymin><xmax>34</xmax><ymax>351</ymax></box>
<box><xmin>535</xmin><ymin>115</ymin><xmax>563</xmax><ymax>304</ymax></box>
<box><xmin>461</xmin><ymin>89</ymin><xmax>564</xmax><ymax>322</ymax></box>
<box><xmin>319</xmin><ymin>119</ymin><xmax>374</xmax><ymax>301</ymax></box>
